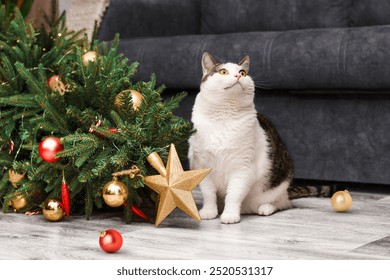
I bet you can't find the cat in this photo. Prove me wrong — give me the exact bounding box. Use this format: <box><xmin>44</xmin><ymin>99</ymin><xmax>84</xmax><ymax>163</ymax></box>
<box><xmin>188</xmin><ymin>52</ymin><xmax>337</xmax><ymax>224</ymax></box>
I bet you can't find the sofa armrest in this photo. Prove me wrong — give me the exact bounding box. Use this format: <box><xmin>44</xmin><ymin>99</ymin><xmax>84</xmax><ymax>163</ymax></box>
<box><xmin>98</xmin><ymin>0</ymin><xmax>201</xmax><ymax>41</ymax></box>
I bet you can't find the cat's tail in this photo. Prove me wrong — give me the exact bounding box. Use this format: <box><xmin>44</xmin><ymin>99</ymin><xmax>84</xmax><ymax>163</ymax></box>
<box><xmin>287</xmin><ymin>184</ymin><xmax>344</xmax><ymax>200</ymax></box>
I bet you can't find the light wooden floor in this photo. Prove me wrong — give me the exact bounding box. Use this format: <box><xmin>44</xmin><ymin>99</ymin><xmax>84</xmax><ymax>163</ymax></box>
<box><xmin>0</xmin><ymin>188</ymin><xmax>389</xmax><ymax>260</ymax></box>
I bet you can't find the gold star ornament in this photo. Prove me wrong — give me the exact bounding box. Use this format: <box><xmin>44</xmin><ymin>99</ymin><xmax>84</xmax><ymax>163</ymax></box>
<box><xmin>144</xmin><ymin>144</ymin><xmax>211</xmax><ymax>226</ymax></box>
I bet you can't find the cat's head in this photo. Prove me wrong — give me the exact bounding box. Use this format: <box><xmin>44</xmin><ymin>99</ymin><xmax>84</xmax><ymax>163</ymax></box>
<box><xmin>200</xmin><ymin>52</ymin><xmax>254</xmax><ymax>97</ymax></box>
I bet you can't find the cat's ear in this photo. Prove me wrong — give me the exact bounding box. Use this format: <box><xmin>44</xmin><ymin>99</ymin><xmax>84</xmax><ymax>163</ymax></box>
<box><xmin>239</xmin><ymin>55</ymin><xmax>250</xmax><ymax>72</ymax></box>
<box><xmin>202</xmin><ymin>52</ymin><xmax>217</xmax><ymax>75</ymax></box>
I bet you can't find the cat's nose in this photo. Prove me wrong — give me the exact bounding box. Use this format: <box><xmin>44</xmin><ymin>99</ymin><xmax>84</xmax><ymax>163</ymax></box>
<box><xmin>235</xmin><ymin>74</ymin><xmax>241</xmax><ymax>80</ymax></box>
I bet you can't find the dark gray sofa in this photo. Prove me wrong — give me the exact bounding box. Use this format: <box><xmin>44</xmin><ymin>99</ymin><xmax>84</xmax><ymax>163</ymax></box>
<box><xmin>98</xmin><ymin>0</ymin><xmax>390</xmax><ymax>185</ymax></box>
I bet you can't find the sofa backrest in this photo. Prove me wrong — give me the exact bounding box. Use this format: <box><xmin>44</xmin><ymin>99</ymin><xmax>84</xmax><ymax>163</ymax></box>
<box><xmin>351</xmin><ymin>0</ymin><xmax>390</xmax><ymax>27</ymax></box>
<box><xmin>201</xmin><ymin>0</ymin><xmax>390</xmax><ymax>34</ymax></box>
<box><xmin>202</xmin><ymin>0</ymin><xmax>350</xmax><ymax>33</ymax></box>
<box><xmin>98</xmin><ymin>0</ymin><xmax>201</xmax><ymax>41</ymax></box>
<box><xmin>99</xmin><ymin>0</ymin><xmax>390</xmax><ymax>40</ymax></box>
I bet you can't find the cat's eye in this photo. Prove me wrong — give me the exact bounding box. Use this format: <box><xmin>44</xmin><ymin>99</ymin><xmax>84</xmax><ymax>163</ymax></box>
<box><xmin>239</xmin><ymin>70</ymin><xmax>248</xmax><ymax>77</ymax></box>
<box><xmin>219</xmin><ymin>69</ymin><xmax>229</xmax><ymax>75</ymax></box>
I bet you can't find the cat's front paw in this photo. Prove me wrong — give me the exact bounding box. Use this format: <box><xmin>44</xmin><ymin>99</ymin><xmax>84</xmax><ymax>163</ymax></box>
<box><xmin>220</xmin><ymin>211</ymin><xmax>241</xmax><ymax>224</ymax></box>
<box><xmin>199</xmin><ymin>207</ymin><xmax>218</xmax><ymax>220</ymax></box>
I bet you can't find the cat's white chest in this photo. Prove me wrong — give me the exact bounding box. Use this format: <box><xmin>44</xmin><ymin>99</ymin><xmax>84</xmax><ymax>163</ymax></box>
<box><xmin>193</xmin><ymin>113</ymin><xmax>254</xmax><ymax>150</ymax></box>
<box><xmin>199</xmin><ymin>120</ymin><xmax>234</xmax><ymax>149</ymax></box>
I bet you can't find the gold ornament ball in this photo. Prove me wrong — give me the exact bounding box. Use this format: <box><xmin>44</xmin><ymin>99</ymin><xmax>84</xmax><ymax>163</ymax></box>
<box><xmin>8</xmin><ymin>195</ymin><xmax>28</xmax><ymax>212</ymax></box>
<box><xmin>42</xmin><ymin>199</ymin><xmax>65</xmax><ymax>222</ymax></box>
<box><xmin>48</xmin><ymin>75</ymin><xmax>66</xmax><ymax>95</ymax></box>
<box><xmin>331</xmin><ymin>190</ymin><xmax>353</xmax><ymax>212</ymax></box>
<box><xmin>115</xmin><ymin>89</ymin><xmax>143</xmax><ymax>111</ymax></box>
<box><xmin>102</xmin><ymin>178</ymin><xmax>128</xmax><ymax>207</ymax></box>
<box><xmin>82</xmin><ymin>51</ymin><xmax>97</xmax><ymax>66</ymax></box>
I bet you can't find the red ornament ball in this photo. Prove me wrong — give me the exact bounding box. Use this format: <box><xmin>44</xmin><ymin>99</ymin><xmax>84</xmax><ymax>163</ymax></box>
<box><xmin>99</xmin><ymin>229</ymin><xmax>123</xmax><ymax>253</ymax></box>
<box><xmin>38</xmin><ymin>137</ymin><xmax>63</xmax><ymax>162</ymax></box>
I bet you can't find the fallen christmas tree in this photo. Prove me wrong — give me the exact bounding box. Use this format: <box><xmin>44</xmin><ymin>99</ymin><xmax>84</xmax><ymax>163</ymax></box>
<box><xmin>0</xmin><ymin>3</ymin><xmax>195</xmax><ymax>223</ymax></box>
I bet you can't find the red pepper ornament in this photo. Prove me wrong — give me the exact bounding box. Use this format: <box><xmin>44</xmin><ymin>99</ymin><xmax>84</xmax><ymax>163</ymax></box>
<box><xmin>131</xmin><ymin>205</ymin><xmax>151</xmax><ymax>222</ymax></box>
<box><xmin>61</xmin><ymin>171</ymin><xmax>70</xmax><ymax>217</ymax></box>
<box><xmin>123</xmin><ymin>201</ymin><xmax>151</xmax><ymax>222</ymax></box>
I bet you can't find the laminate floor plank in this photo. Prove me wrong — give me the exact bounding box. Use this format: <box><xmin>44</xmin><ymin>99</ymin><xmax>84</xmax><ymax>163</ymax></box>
<box><xmin>0</xmin><ymin>190</ymin><xmax>389</xmax><ymax>260</ymax></box>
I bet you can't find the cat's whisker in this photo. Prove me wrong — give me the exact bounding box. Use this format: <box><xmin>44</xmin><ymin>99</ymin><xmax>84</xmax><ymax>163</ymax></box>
<box><xmin>250</xmin><ymin>73</ymin><xmax>275</xmax><ymax>89</ymax></box>
<box><xmin>253</xmin><ymin>82</ymin><xmax>273</xmax><ymax>90</ymax></box>
<box><xmin>251</xmin><ymin>78</ymin><xmax>274</xmax><ymax>90</ymax></box>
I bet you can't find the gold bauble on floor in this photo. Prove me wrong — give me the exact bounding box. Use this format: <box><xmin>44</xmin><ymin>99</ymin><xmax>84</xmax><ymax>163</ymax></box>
<box><xmin>331</xmin><ymin>190</ymin><xmax>353</xmax><ymax>212</ymax></box>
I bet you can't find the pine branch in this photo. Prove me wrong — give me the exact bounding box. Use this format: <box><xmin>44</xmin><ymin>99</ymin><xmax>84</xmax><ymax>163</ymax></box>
<box><xmin>110</xmin><ymin>110</ymin><xmax>125</xmax><ymax>128</ymax></box>
<box><xmin>0</xmin><ymin>172</ymin><xmax>11</xmax><ymax>209</ymax></box>
<box><xmin>57</xmin><ymin>133</ymin><xmax>99</xmax><ymax>158</ymax></box>
<box><xmin>0</xmin><ymin>94</ymin><xmax>37</xmax><ymax>107</ymax></box>
<box><xmin>14</xmin><ymin>62</ymin><xmax>47</xmax><ymax>95</ymax></box>
<box><xmin>162</xmin><ymin>91</ymin><xmax>188</xmax><ymax>112</ymax></box>
<box><xmin>85</xmin><ymin>187</ymin><xmax>93</xmax><ymax>219</ymax></box>
<box><xmin>0</xmin><ymin>55</ymin><xmax>19</xmax><ymax>89</ymax></box>
<box><xmin>0</xmin><ymin>153</ymin><xmax>13</xmax><ymax>166</ymax></box>
<box><xmin>12</xmin><ymin>108</ymin><xmax>41</xmax><ymax>121</ymax></box>
<box><xmin>35</xmin><ymin>95</ymin><xmax>69</xmax><ymax>132</ymax></box>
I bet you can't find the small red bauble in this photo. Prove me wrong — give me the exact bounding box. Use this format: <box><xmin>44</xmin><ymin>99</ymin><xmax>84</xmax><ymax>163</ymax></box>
<box><xmin>99</xmin><ymin>229</ymin><xmax>123</xmax><ymax>253</ymax></box>
<box><xmin>47</xmin><ymin>75</ymin><xmax>58</xmax><ymax>87</ymax></box>
<box><xmin>38</xmin><ymin>137</ymin><xmax>63</xmax><ymax>162</ymax></box>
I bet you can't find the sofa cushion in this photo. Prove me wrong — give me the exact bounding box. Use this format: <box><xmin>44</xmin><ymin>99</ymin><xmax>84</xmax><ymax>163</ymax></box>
<box><xmin>98</xmin><ymin>0</ymin><xmax>201</xmax><ymax>41</ymax></box>
<box><xmin>351</xmin><ymin>0</ymin><xmax>390</xmax><ymax>27</ymax></box>
<box><xmin>117</xmin><ymin>25</ymin><xmax>390</xmax><ymax>90</ymax></box>
<box><xmin>201</xmin><ymin>0</ymin><xmax>352</xmax><ymax>34</ymax></box>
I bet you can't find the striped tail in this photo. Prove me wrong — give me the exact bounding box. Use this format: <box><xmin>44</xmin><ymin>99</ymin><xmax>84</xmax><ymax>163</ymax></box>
<box><xmin>287</xmin><ymin>185</ymin><xmax>343</xmax><ymax>200</ymax></box>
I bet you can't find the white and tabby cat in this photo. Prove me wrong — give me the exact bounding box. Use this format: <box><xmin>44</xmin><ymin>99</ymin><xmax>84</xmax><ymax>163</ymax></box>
<box><xmin>188</xmin><ymin>52</ymin><xmax>295</xmax><ymax>224</ymax></box>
